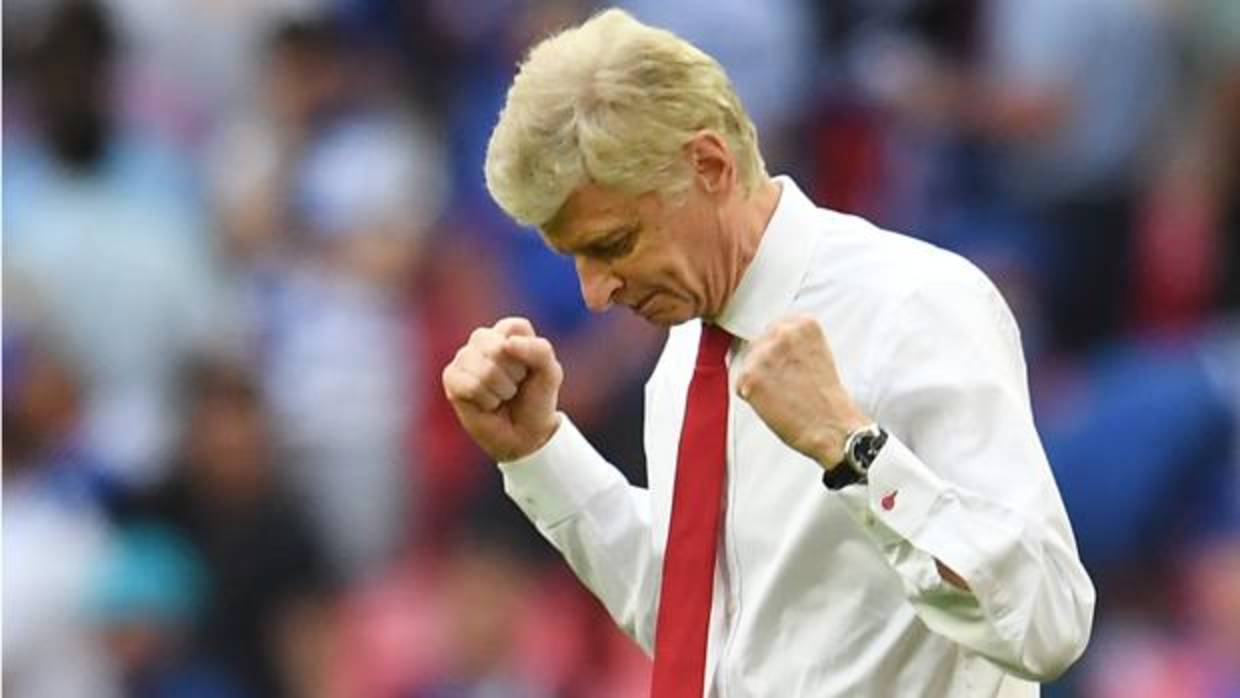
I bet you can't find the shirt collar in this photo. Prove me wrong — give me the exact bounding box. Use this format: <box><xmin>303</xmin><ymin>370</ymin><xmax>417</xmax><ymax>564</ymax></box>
<box><xmin>713</xmin><ymin>175</ymin><xmax>816</xmax><ymax>342</ymax></box>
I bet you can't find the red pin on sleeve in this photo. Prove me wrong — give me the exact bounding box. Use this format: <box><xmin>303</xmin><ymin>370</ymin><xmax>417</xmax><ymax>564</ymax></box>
<box><xmin>881</xmin><ymin>490</ymin><xmax>898</xmax><ymax>511</ymax></box>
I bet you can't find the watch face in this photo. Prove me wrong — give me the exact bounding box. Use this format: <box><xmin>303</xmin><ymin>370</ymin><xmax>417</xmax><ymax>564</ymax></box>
<box><xmin>850</xmin><ymin>438</ymin><xmax>868</xmax><ymax>464</ymax></box>
<box><xmin>828</xmin><ymin>426</ymin><xmax>887</xmax><ymax>489</ymax></box>
<box><xmin>849</xmin><ymin>427</ymin><xmax>888</xmax><ymax>472</ymax></box>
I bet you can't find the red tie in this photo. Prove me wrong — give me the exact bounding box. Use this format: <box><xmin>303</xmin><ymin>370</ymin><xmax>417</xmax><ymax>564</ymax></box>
<box><xmin>651</xmin><ymin>324</ymin><xmax>732</xmax><ymax>698</ymax></box>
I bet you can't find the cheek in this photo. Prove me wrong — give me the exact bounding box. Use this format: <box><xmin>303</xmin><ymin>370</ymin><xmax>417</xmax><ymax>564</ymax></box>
<box><xmin>624</xmin><ymin>257</ymin><xmax>682</xmax><ymax>292</ymax></box>
<box><xmin>623</xmin><ymin>226</ymin><xmax>703</xmax><ymax>298</ymax></box>
<box><xmin>645</xmin><ymin>267</ymin><xmax>701</xmax><ymax>307</ymax></box>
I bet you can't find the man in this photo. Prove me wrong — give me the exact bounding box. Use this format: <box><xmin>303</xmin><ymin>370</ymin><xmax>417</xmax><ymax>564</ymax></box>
<box><xmin>442</xmin><ymin>9</ymin><xmax>1094</xmax><ymax>697</ymax></box>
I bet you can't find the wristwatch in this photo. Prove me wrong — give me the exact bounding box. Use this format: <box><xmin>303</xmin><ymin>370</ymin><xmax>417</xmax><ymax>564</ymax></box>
<box><xmin>821</xmin><ymin>423</ymin><xmax>888</xmax><ymax>491</ymax></box>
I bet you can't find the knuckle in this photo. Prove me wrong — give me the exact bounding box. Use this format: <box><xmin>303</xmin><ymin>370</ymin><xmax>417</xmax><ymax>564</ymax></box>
<box><xmin>497</xmin><ymin>380</ymin><xmax>518</xmax><ymax>400</ymax></box>
<box><xmin>446</xmin><ymin>376</ymin><xmax>470</xmax><ymax>402</ymax></box>
<box><xmin>745</xmin><ymin>369</ymin><xmax>764</xmax><ymax>389</ymax></box>
<box><xmin>495</xmin><ymin>316</ymin><xmax>535</xmax><ymax>338</ymax></box>
<box><xmin>457</xmin><ymin>345</ymin><xmax>482</xmax><ymax>368</ymax></box>
<box><xmin>502</xmin><ymin>357</ymin><xmax>529</xmax><ymax>381</ymax></box>
<box><xmin>799</xmin><ymin>315</ymin><xmax>822</xmax><ymax>336</ymax></box>
<box><xmin>485</xmin><ymin>360</ymin><xmax>509</xmax><ymax>382</ymax></box>
<box><xmin>478</xmin><ymin>338</ymin><xmax>504</xmax><ymax>360</ymax></box>
<box><xmin>737</xmin><ymin>372</ymin><xmax>759</xmax><ymax>399</ymax></box>
<box><xmin>483</xmin><ymin>364</ymin><xmax>507</xmax><ymax>387</ymax></box>
<box><xmin>782</xmin><ymin>313</ymin><xmax>812</xmax><ymax>334</ymax></box>
<box><xmin>458</xmin><ymin>372</ymin><xmax>480</xmax><ymax>393</ymax></box>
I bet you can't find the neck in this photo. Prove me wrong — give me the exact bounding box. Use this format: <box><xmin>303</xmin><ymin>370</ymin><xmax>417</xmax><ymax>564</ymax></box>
<box><xmin>707</xmin><ymin>177</ymin><xmax>782</xmax><ymax>319</ymax></box>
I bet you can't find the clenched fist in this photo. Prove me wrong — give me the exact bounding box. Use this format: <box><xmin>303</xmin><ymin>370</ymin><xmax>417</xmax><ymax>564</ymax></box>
<box><xmin>442</xmin><ymin>317</ymin><xmax>563</xmax><ymax>462</ymax></box>
<box><xmin>736</xmin><ymin>313</ymin><xmax>870</xmax><ymax>470</ymax></box>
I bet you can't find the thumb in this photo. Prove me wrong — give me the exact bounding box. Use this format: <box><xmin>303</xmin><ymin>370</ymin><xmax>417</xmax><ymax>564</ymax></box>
<box><xmin>502</xmin><ymin>335</ymin><xmax>563</xmax><ymax>399</ymax></box>
<box><xmin>503</xmin><ymin>335</ymin><xmax>558</xmax><ymax>374</ymax></box>
<box><xmin>495</xmin><ymin>316</ymin><xmax>536</xmax><ymax>339</ymax></box>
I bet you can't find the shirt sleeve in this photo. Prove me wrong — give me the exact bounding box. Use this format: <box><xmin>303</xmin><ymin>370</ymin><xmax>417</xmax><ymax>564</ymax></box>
<box><xmin>499</xmin><ymin>414</ymin><xmax>661</xmax><ymax>654</ymax></box>
<box><xmin>833</xmin><ymin>276</ymin><xmax>1096</xmax><ymax>681</ymax></box>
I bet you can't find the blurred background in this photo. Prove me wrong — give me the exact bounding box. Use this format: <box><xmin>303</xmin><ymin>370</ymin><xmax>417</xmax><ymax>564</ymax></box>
<box><xmin>2</xmin><ymin>0</ymin><xmax>1237</xmax><ymax>696</ymax></box>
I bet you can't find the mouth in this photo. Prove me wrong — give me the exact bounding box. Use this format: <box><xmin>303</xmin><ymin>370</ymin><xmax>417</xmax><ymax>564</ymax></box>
<box><xmin>634</xmin><ymin>293</ymin><xmax>657</xmax><ymax>316</ymax></box>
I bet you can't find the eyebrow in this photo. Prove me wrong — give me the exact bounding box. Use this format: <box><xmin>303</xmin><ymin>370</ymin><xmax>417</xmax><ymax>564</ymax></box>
<box><xmin>551</xmin><ymin>223</ymin><xmax>638</xmax><ymax>256</ymax></box>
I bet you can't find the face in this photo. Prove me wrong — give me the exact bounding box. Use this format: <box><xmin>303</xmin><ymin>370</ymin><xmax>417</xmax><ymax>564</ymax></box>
<box><xmin>186</xmin><ymin>396</ymin><xmax>270</xmax><ymax>503</ymax></box>
<box><xmin>546</xmin><ymin>180</ymin><xmax>725</xmax><ymax>327</ymax></box>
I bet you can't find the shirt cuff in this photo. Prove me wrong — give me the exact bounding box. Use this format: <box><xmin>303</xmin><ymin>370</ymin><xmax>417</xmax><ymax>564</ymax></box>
<box><xmin>855</xmin><ymin>434</ymin><xmax>1010</xmax><ymax>596</ymax></box>
<box><xmin>499</xmin><ymin>412</ymin><xmax>626</xmax><ymax>527</ymax></box>
<box><xmin>864</xmin><ymin>434</ymin><xmax>949</xmax><ymax>542</ymax></box>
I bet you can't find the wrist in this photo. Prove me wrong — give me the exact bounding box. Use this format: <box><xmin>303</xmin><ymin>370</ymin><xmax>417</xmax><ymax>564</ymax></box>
<box><xmin>531</xmin><ymin>412</ymin><xmax>564</xmax><ymax>454</ymax></box>
<box><xmin>492</xmin><ymin>413</ymin><xmax>563</xmax><ymax>463</ymax></box>
<box><xmin>820</xmin><ymin>422</ymin><xmax>888</xmax><ymax>491</ymax></box>
<box><xmin>815</xmin><ymin>411</ymin><xmax>872</xmax><ymax>471</ymax></box>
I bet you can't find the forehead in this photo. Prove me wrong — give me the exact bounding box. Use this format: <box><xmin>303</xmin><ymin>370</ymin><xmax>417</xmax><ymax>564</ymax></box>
<box><xmin>545</xmin><ymin>183</ymin><xmax>644</xmax><ymax>249</ymax></box>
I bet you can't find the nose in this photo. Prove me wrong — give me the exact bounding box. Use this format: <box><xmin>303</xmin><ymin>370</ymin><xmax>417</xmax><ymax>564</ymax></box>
<box><xmin>576</xmin><ymin>256</ymin><xmax>622</xmax><ymax>312</ymax></box>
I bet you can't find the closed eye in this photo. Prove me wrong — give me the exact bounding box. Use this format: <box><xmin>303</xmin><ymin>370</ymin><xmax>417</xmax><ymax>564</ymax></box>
<box><xmin>583</xmin><ymin>227</ymin><xmax>639</xmax><ymax>260</ymax></box>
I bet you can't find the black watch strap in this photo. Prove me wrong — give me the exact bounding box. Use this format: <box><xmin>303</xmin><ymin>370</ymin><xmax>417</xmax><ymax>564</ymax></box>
<box><xmin>821</xmin><ymin>460</ymin><xmax>863</xmax><ymax>490</ymax></box>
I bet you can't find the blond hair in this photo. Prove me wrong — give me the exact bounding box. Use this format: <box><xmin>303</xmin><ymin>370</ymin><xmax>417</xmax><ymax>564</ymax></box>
<box><xmin>484</xmin><ymin>8</ymin><xmax>766</xmax><ymax>229</ymax></box>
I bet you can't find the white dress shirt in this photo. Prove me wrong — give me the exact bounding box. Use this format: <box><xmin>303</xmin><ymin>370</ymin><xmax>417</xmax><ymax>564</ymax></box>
<box><xmin>500</xmin><ymin>177</ymin><xmax>1095</xmax><ymax>697</ymax></box>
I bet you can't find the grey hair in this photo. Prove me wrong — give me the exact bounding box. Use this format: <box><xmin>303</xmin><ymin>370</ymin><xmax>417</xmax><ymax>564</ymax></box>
<box><xmin>484</xmin><ymin>8</ymin><xmax>766</xmax><ymax>229</ymax></box>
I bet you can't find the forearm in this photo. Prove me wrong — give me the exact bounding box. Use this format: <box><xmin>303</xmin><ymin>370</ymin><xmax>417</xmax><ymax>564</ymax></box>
<box><xmin>835</xmin><ymin>436</ymin><xmax>1095</xmax><ymax>680</ymax></box>
<box><xmin>500</xmin><ymin>414</ymin><xmax>662</xmax><ymax>652</ymax></box>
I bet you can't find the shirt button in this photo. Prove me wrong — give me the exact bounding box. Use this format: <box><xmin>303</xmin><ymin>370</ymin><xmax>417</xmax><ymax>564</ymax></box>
<box><xmin>725</xmin><ymin>596</ymin><xmax>737</xmax><ymax>620</ymax></box>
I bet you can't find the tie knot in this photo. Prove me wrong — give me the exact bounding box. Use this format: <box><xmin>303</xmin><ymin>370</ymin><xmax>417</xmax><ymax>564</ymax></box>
<box><xmin>696</xmin><ymin>324</ymin><xmax>732</xmax><ymax>369</ymax></box>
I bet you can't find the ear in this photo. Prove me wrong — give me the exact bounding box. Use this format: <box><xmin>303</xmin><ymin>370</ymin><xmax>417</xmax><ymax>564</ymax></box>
<box><xmin>684</xmin><ymin>130</ymin><xmax>736</xmax><ymax>200</ymax></box>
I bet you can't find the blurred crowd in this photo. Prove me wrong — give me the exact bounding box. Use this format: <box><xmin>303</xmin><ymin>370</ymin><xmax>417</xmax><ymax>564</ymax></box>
<box><xmin>2</xmin><ymin>1</ymin><xmax>1237</xmax><ymax>697</ymax></box>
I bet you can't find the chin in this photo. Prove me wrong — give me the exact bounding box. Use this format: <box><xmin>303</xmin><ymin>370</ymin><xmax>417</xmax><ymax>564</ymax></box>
<box><xmin>637</xmin><ymin>305</ymin><xmax>695</xmax><ymax>327</ymax></box>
